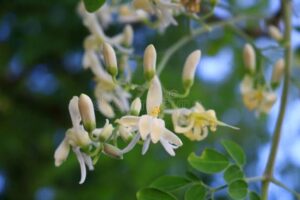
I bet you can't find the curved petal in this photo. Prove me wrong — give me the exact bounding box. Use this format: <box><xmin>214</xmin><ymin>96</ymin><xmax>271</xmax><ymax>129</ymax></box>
<box><xmin>172</xmin><ymin>110</ymin><xmax>194</xmax><ymax>133</ymax></box>
<box><xmin>146</xmin><ymin>76</ymin><xmax>162</xmax><ymax>115</ymax></box>
<box><xmin>82</xmin><ymin>153</ymin><xmax>94</xmax><ymax>171</ymax></box>
<box><xmin>142</xmin><ymin>135</ymin><xmax>151</xmax><ymax>155</ymax></box>
<box><xmin>138</xmin><ymin>115</ymin><xmax>153</xmax><ymax>140</ymax></box>
<box><xmin>69</xmin><ymin>96</ymin><xmax>81</xmax><ymax>128</ymax></box>
<box><xmin>97</xmin><ymin>99</ymin><xmax>115</xmax><ymax>118</ymax></box>
<box><xmin>161</xmin><ymin>129</ymin><xmax>183</xmax><ymax>146</ymax></box>
<box><xmin>119</xmin><ymin>116</ymin><xmax>140</xmax><ymax>127</ymax></box>
<box><xmin>73</xmin><ymin>147</ymin><xmax>87</xmax><ymax>184</ymax></box>
<box><xmin>54</xmin><ymin>137</ymin><xmax>70</xmax><ymax>167</ymax></box>
<box><xmin>160</xmin><ymin>138</ymin><xmax>176</xmax><ymax>156</ymax></box>
<box><xmin>150</xmin><ymin>118</ymin><xmax>165</xmax><ymax>143</ymax></box>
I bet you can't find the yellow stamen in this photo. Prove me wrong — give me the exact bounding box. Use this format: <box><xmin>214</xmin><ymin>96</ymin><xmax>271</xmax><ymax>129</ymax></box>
<box><xmin>150</xmin><ymin>106</ymin><xmax>160</xmax><ymax>117</ymax></box>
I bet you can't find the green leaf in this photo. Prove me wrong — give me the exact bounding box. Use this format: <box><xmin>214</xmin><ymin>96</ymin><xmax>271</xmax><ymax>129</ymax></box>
<box><xmin>83</xmin><ymin>0</ymin><xmax>105</xmax><ymax>13</ymax></box>
<box><xmin>188</xmin><ymin>149</ymin><xmax>230</xmax><ymax>174</ymax></box>
<box><xmin>150</xmin><ymin>176</ymin><xmax>190</xmax><ymax>191</ymax></box>
<box><xmin>228</xmin><ymin>179</ymin><xmax>248</xmax><ymax>200</ymax></box>
<box><xmin>221</xmin><ymin>140</ymin><xmax>246</xmax><ymax>166</ymax></box>
<box><xmin>223</xmin><ymin>165</ymin><xmax>244</xmax><ymax>183</ymax></box>
<box><xmin>249</xmin><ymin>191</ymin><xmax>261</xmax><ymax>200</ymax></box>
<box><xmin>137</xmin><ymin>188</ymin><xmax>177</xmax><ymax>200</ymax></box>
<box><xmin>185</xmin><ymin>183</ymin><xmax>206</xmax><ymax>200</ymax></box>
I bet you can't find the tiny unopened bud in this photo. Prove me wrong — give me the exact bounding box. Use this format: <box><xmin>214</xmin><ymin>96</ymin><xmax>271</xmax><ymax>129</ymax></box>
<box><xmin>130</xmin><ymin>97</ymin><xmax>142</xmax><ymax>116</ymax></box>
<box><xmin>243</xmin><ymin>43</ymin><xmax>256</xmax><ymax>73</ymax></box>
<box><xmin>182</xmin><ymin>50</ymin><xmax>201</xmax><ymax>90</ymax></box>
<box><xmin>268</xmin><ymin>25</ymin><xmax>283</xmax><ymax>42</ymax></box>
<box><xmin>123</xmin><ymin>25</ymin><xmax>134</xmax><ymax>47</ymax></box>
<box><xmin>103</xmin><ymin>143</ymin><xmax>123</xmax><ymax>159</ymax></box>
<box><xmin>79</xmin><ymin>94</ymin><xmax>96</xmax><ymax>132</ymax></box>
<box><xmin>103</xmin><ymin>43</ymin><xmax>118</xmax><ymax>77</ymax></box>
<box><xmin>271</xmin><ymin>58</ymin><xmax>285</xmax><ymax>87</ymax></box>
<box><xmin>54</xmin><ymin>138</ymin><xmax>70</xmax><ymax>167</ymax></box>
<box><xmin>99</xmin><ymin>120</ymin><xmax>114</xmax><ymax>142</ymax></box>
<box><xmin>143</xmin><ymin>44</ymin><xmax>156</xmax><ymax>81</ymax></box>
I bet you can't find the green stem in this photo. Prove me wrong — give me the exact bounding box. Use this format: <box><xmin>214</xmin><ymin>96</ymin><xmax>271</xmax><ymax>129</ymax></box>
<box><xmin>270</xmin><ymin>178</ymin><xmax>300</xmax><ymax>199</ymax></box>
<box><xmin>261</xmin><ymin>0</ymin><xmax>292</xmax><ymax>199</ymax></box>
<box><xmin>156</xmin><ymin>15</ymin><xmax>265</xmax><ymax>76</ymax></box>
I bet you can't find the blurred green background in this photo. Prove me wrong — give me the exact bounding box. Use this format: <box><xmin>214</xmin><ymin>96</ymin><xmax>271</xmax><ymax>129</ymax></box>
<box><xmin>1</xmin><ymin>0</ymin><xmax>300</xmax><ymax>199</ymax></box>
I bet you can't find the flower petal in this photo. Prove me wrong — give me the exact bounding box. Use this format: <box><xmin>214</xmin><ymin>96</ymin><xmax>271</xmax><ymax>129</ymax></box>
<box><xmin>161</xmin><ymin>129</ymin><xmax>183</xmax><ymax>147</ymax></box>
<box><xmin>54</xmin><ymin>137</ymin><xmax>70</xmax><ymax>167</ymax></box>
<box><xmin>142</xmin><ymin>135</ymin><xmax>151</xmax><ymax>155</ymax></box>
<box><xmin>160</xmin><ymin>138</ymin><xmax>176</xmax><ymax>156</ymax></box>
<box><xmin>69</xmin><ymin>96</ymin><xmax>81</xmax><ymax>128</ymax></box>
<box><xmin>146</xmin><ymin>76</ymin><xmax>162</xmax><ymax>115</ymax></box>
<box><xmin>119</xmin><ymin>116</ymin><xmax>139</xmax><ymax>127</ymax></box>
<box><xmin>97</xmin><ymin>99</ymin><xmax>115</xmax><ymax>118</ymax></box>
<box><xmin>121</xmin><ymin>133</ymin><xmax>141</xmax><ymax>154</ymax></box>
<box><xmin>138</xmin><ymin>115</ymin><xmax>152</xmax><ymax>140</ymax></box>
<box><xmin>73</xmin><ymin>147</ymin><xmax>87</xmax><ymax>184</ymax></box>
<box><xmin>150</xmin><ymin>118</ymin><xmax>165</xmax><ymax>143</ymax></box>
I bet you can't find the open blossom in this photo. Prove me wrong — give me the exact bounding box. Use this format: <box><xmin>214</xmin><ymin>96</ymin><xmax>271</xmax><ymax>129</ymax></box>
<box><xmin>118</xmin><ymin>76</ymin><xmax>183</xmax><ymax>156</ymax></box>
<box><xmin>54</xmin><ymin>96</ymin><xmax>94</xmax><ymax>184</ymax></box>
<box><xmin>84</xmin><ymin>50</ymin><xmax>131</xmax><ymax>118</ymax></box>
<box><xmin>133</xmin><ymin>0</ymin><xmax>183</xmax><ymax>32</ymax></box>
<box><xmin>240</xmin><ymin>75</ymin><xmax>277</xmax><ymax>114</ymax></box>
<box><xmin>168</xmin><ymin>102</ymin><xmax>238</xmax><ymax>141</ymax></box>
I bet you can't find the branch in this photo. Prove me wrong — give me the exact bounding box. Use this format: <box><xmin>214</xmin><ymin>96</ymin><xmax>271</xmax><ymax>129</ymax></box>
<box><xmin>261</xmin><ymin>0</ymin><xmax>292</xmax><ymax>199</ymax></box>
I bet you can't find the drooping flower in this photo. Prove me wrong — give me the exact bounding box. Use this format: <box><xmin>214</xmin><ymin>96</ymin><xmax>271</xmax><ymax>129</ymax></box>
<box><xmin>54</xmin><ymin>96</ymin><xmax>94</xmax><ymax>184</ymax></box>
<box><xmin>118</xmin><ymin>76</ymin><xmax>183</xmax><ymax>156</ymax></box>
<box><xmin>240</xmin><ymin>75</ymin><xmax>277</xmax><ymax>114</ymax></box>
<box><xmin>168</xmin><ymin>102</ymin><xmax>238</xmax><ymax>141</ymax></box>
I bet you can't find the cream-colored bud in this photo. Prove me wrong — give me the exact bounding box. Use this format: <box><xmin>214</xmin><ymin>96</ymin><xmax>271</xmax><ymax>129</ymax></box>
<box><xmin>99</xmin><ymin>120</ymin><xmax>114</xmax><ymax>142</ymax></box>
<box><xmin>78</xmin><ymin>93</ymin><xmax>96</xmax><ymax>132</ymax></box>
<box><xmin>182</xmin><ymin>50</ymin><xmax>201</xmax><ymax>89</ymax></box>
<box><xmin>243</xmin><ymin>43</ymin><xmax>256</xmax><ymax>73</ymax></box>
<box><xmin>123</xmin><ymin>25</ymin><xmax>134</xmax><ymax>47</ymax></box>
<box><xmin>143</xmin><ymin>44</ymin><xmax>156</xmax><ymax>81</ymax></box>
<box><xmin>268</xmin><ymin>25</ymin><xmax>283</xmax><ymax>42</ymax></box>
<box><xmin>103</xmin><ymin>43</ymin><xmax>118</xmax><ymax>77</ymax></box>
<box><xmin>119</xmin><ymin>126</ymin><xmax>133</xmax><ymax>141</ymax></box>
<box><xmin>130</xmin><ymin>97</ymin><xmax>142</xmax><ymax>116</ymax></box>
<box><xmin>54</xmin><ymin>138</ymin><xmax>70</xmax><ymax>167</ymax></box>
<box><xmin>271</xmin><ymin>58</ymin><xmax>285</xmax><ymax>86</ymax></box>
<box><xmin>103</xmin><ymin>143</ymin><xmax>123</xmax><ymax>159</ymax></box>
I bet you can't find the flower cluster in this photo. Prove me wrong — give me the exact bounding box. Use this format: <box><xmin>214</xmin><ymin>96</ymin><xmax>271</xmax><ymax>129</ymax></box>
<box><xmin>54</xmin><ymin>3</ymin><xmax>237</xmax><ymax>184</ymax></box>
<box><xmin>240</xmin><ymin>43</ymin><xmax>285</xmax><ymax>114</ymax></box>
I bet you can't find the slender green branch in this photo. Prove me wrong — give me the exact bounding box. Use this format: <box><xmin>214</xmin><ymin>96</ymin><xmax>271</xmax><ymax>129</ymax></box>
<box><xmin>261</xmin><ymin>0</ymin><xmax>292</xmax><ymax>199</ymax></box>
<box><xmin>271</xmin><ymin>178</ymin><xmax>300</xmax><ymax>199</ymax></box>
<box><xmin>156</xmin><ymin>14</ymin><xmax>265</xmax><ymax>76</ymax></box>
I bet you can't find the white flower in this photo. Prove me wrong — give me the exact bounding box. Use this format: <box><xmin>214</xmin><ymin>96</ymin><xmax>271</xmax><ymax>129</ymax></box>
<box><xmin>240</xmin><ymin>75</ymin><xmax>277</xmax><ymax>114</ymax></box>
<box><xmin>168</xmin><ymin>102</ymin><xmax>238</xmax><ymax>141</ymax></box>
<box><xmin>118</xmin><ymin>76</ymin><xmax>183</xmax><ymax>156</ymax></box>
<box><xmin>95</xmin><ymin>83</ymin><xmax>131</xmax><ymax>118</ymax></box>
<box><xmin>133</xmin><ymin>0</ymin><xmax>183</xmax><ymax>32</ymax></box>
<box><xmin>54</xmin><ymin>96</ymin><xmax>94</xmax><ymax>184</ymax></box>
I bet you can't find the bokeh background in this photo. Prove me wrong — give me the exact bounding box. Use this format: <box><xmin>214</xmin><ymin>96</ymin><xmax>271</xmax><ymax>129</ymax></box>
<box><xmin>0</xmin><ymin>0</ymin><xmax>300</xmax><ymax>199</ymax></box>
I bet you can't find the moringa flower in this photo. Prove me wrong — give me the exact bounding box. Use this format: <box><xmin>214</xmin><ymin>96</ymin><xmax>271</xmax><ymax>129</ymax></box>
<box><xmin>54</xmin><ymin>96</ymin><xmax>94</xmax><ymax>184</ymax></box>
<box><xmin>168</xmin><ymin>102</ymin><xmax>238</xmax><ymax>141</ymax></box>
<box><xmin>240</xmin><ymin>75</ymin><xmax>277</xmax><ymax>114</ymax></box>
<box><xmin>118</xmin><ymin>76</ymin><xmax>183</xmax><ymax>156</ymax></box>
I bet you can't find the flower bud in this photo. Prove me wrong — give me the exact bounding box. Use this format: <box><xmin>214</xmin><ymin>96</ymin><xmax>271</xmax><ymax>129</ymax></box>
<box><xmin>143</xmin><ymin>44</ymin><xmax>156</xmax><ymax>81</ymax></box>
<box><xmin>243</xmin><ymin>43</ymin><xmax>256</xmax><ymax>74</ymax></box>
<box><xmin>78</xmin><ymin>93</ymin><xmax>96</xmax><ymax>132</ymax></box>
<box><xmin>133</xmin><ymin>0</ymin><xmax>153</xmax><ymax>12</ymax></box>
<box><xmin>119</xmin><ymin>126</ymin><xmax>133</xmax><ymax>141</ymax></box>
<box><xmin>54</xmin><ymin>138</ymin><xmax>70</xmax><ymax>167</ymax></box>
<box><xmin>99</xmin><ymin>120</ymin><xmax>114</xmax><ymax>142</ymax></box>
<box><xmin>103</xmin><ymin>43</ymin><xmax>118</xmax><ymax>77</ymax></box>
<box><xmin>271</xmin><ymin>58</ymin><xmax>285</xmax><ymax>87</ymax></box>
<box><xmin>123</xmin><ymin>25</ymin><xmax>134</xmax><ymax>47</ymax></box>
<box><xmin>182</xmin><ymin>50</ymin><xmax>201</xmax><ymax>90</ymax></box>
<box><xmin>130</xmin><ymin>97</ymin><xmax>142</xmax><ymax>116</ymax></box>
<box><xmin>268</xmin><ymin>25</ymin><xmax>283</xmax><ymax>42</ymax></box>
<box><xmin>103</xmin><ymin>143</ymin><xmax>123</xmax><ymax>159</ymax></box>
